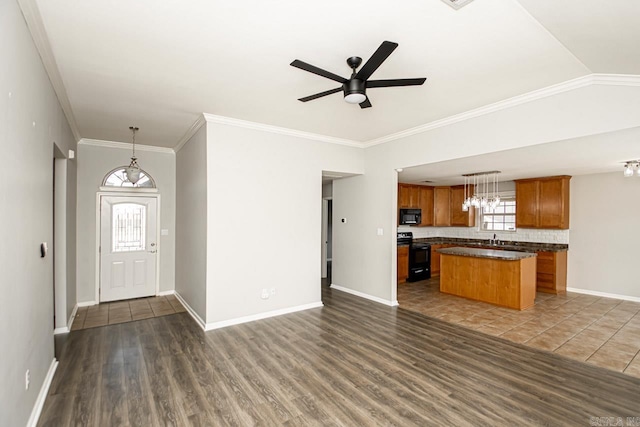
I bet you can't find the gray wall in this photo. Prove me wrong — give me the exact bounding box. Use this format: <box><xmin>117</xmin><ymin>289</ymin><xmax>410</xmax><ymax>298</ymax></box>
<box><xmin>205</xmin><ymin>121</ymin><xmax>364</xmax><ymax>325</ymax></box>
<box><xmin>175</xmin><ymin>126</ymin><xmax>208</xmax><ymax>321</ymax></box>
<box><xmin>76</xmin><ymin>143</ymin><xmax>176</xmax><ymax>303</ymax></box>
<box><xmin>0</xmin><ymin>0</ymin><xmax>77</xmax><ymax>424</ymax></box>
<box><xmin>569</xmin><ymin>172</ymin><xmax>640</xmax><ymax>298</ymax></box>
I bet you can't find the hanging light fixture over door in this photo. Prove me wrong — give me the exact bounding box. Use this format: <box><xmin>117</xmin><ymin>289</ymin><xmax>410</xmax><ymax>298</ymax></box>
<box><xmin>125</xmin><ymin>126</ymin><xmax>142</xmax><ymax>184</ymax></box>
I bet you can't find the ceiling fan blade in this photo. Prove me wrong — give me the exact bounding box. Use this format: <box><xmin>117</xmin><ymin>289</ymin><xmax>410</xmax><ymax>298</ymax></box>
<box><xmin>290</xmin><ymin>60</ymin><xmax>347</xmax><ymax>84</ymax></box>
<box><xmin>355</xmin><ymin>41</ymin><xmax>398</xmax><ymax>81</ymax></box>
<box><xmin>298</xmin><ymin>87</ymin><xmax>343</xmax><ymax>102</ymax></box>
<box><xmin>359</xmin><ymin>97</ymin><xmax>372</xmax><ymax>109</ymax></box>
<box><xmin>367</xmin><ymin>78</ymin><xmax>427</xmax><ymax>88</ymax></box>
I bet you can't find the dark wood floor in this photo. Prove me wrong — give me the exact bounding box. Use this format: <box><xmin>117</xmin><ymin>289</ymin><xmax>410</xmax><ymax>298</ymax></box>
<box><xmin>39</xmin><ymin>285</ymin><xmax>640</xmax><ymax>426</ymax></box>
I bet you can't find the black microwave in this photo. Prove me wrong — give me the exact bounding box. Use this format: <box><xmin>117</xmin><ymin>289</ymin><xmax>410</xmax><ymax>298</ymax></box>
<box><xmin>399</xmin><ymin>209</ymin><xmax>421</xmax><ymax>225</ymax></box>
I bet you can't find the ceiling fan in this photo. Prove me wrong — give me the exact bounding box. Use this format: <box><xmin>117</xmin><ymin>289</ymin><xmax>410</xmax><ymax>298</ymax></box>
<box><xmin>290</xmin><ymin>41</ymin><xmax>426</xmax><ymax>109</ymax></box>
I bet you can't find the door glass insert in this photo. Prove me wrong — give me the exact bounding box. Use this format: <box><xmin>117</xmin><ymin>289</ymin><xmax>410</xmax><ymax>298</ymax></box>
<box><xmin>112</xmin><ymin>203</ymin><xmax>146</xmax><ymax>252</ymax></box>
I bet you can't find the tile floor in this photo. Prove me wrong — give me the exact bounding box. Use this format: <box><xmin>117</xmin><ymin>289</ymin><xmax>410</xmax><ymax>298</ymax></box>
<box><xmin>71</xmin><ymin>294</ymin><xmax>186</xmax><ymax>331</ymax></box>
<box><xmin>398</xmin><ymin>277</ymin><xmax>640</xmax><ymax>378</ymax></box>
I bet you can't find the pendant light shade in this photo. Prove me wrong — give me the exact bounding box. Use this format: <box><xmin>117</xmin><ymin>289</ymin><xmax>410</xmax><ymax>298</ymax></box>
<box><xmin>125</xmin><ymin>126</ymin><xmax>141</xmax><ymax>184</ymax></box>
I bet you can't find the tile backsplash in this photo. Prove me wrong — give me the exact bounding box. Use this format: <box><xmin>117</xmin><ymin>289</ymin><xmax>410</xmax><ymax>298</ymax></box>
<box><xmin>398</xmin><ymin>225</ymin><xmax>569</xmax><ymax>244</ymax></box>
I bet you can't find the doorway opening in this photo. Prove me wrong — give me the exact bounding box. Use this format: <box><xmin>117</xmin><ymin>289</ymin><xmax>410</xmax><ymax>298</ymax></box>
<box><xmin>321</xmin><ymin>198</ymin><xmax>333</xmax><ymax>283</ymax></box>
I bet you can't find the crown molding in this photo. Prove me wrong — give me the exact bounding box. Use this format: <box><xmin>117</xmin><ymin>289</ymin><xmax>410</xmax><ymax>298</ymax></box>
<box><xmin>590</xmin><ymin>73</ymin><xmax>640</xmax><ymax>87</ymax></box>
<box><xmin>17</xmin><ymin>0</ymin><xmax>81</xmax><ymax>142</ymax></box>
<box><xmin>363</xmin><ymin>73</ymin><xmax>640</xmax><ymax>148</ymax></box>
<box><xmin>202</xmin><ymin>113</ymin><xmax>363</xmax><ymax>148</ymax></box>
<box><xmin>173</xmin><ymin>114</ymin><xmax>206</xmax><ymax>153</ymax></box>
<box><xmin>79</xmin><ymin>138</ymin><xmax>175</xmax><ymax>154</ymax></box>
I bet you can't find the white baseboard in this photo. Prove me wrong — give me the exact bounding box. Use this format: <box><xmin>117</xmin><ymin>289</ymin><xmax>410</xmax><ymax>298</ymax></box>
<box><xmin>205</xmin><ymin>302</ymin><xmax>324</xmax><ymax>331</ymax></box>
<box><xmin>157</xmin><ymin>290</ymin><xmax>176</xmax><ymax>296</ymax></box>
<box><xmin>331</xmin><ymin>284</ymin><xmax>399</xmax><ymax>307</ymax></box>
<box><xmin>567</xmin><ymin>287</ymin><xmax>640</xmax><ymax>303</ymax></box>
<box><xmin>27</xmin><ymin>358</ymin><xmax>58</xmax><ymax>427</ymax></box>
<box><xmin>77</xmin><ymin>300</ymin><xmax>97</xmax><ymax>307</ymax></box>
<box><xmin>173</xmin><ymin>291</ymin><xmax>207</xmax><ymax>330</ymax></box>
<box><xmin>53</xmin><ymin>303</ymin><xmax>78</xmax><ymax>335</ymax></box>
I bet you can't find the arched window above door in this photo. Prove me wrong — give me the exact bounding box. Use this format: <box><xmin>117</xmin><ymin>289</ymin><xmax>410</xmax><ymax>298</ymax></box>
<box><xmin>102</xmin><ymin>166</ymin><xmax>156</xmax><ymax>188</ymax></box>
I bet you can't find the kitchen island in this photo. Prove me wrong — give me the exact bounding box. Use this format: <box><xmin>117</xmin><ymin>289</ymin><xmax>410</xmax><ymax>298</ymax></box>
<box><xmin>437</xmin><ymin>247</ymin><xmax>537</xmax><ymax>310</ymax></box>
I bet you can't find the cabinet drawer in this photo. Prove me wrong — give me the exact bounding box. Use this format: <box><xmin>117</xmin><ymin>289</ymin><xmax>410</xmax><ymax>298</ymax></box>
<box><xmin>536</xmin><ymin>251</ymin><xmax>555</xmax><ymax>260</ymax></box>
<box><xmin>537</xmin><ymin>259</ymin><xmax>556</xmax><ymax>274</ymax></box>
<box><xmin>537</xmin><ymin>272</ymin><xmax>555</xmax><ymax>286</ymax></box>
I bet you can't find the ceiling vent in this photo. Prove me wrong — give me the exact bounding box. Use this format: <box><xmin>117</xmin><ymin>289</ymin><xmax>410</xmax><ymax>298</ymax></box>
<box><xmin>440</xmin><ymin>0</ymin><xmax>475</xmax><ymax>10</ymax></box>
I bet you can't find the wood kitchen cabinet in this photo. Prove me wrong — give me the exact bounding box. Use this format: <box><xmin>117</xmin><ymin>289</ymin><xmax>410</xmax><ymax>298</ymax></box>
<box><xmin>430</xmin><ymin>244</ymin><xmax>453</xmax><ymax>277</ymax></box>
<box><xmin>515</xmin><ymin>176</ymin><xmax>571</xmax><ymax>229</ymax></box>
<box><xmin>450</xmin><ymin>185</ymin><xmax>475</xmax><ymax>227</ymax></box>
<box><xmin>398</xmin><ymin>184</ymin><xmax>411</xmax><ymax>208</ymax></box>
<box><xmin>397</xmin><ymin>245</ymin><xmax>409</xmax><ymax>283</ymax></box>
<box><xmin>398</xmin><ymin>183</ymin><xmax>422</xmax><ymax>209</ymax></box>
<box><xmin>419</xmin><ymin>186</ymin><xmax>434</xmax><ymax>226</ymax></box>
<box><xmin>535</xmin><ymin>251</ymin><xmax>567</xmax><ymax>294</ymax></box>
<box><xmin>434</xmin><ymin>187</ymin><xmax>451</xmax><ymax>227</ymax></box>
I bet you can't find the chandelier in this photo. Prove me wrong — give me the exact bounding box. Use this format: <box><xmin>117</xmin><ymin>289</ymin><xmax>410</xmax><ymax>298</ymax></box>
<box><xmin>462</xmin><ymin>171</ymin><xmax>501</xmax><ymax>212</ymax></box>
<box><xmin>124</xmin><ymin>126</ymin><xmax>141</xmax><ymax>184</ymax></box>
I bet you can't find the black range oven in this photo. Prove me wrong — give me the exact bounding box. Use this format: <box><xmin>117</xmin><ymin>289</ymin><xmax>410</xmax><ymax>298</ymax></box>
<box><xmin>397</xmin><ymin>232</ymin><xmax>431</xmax><ymax>282</ymax></box>
<box><xmin>408</xmin><ymin>242</ymin><xmax>431</xmax><ymax>282</ymax></box>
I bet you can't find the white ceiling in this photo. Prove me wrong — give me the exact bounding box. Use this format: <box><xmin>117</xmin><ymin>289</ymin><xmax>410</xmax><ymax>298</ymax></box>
<box><xmin>33</xmin><ymin>0</ymin><xmax>640</xmax><ymax>149</ymax></box>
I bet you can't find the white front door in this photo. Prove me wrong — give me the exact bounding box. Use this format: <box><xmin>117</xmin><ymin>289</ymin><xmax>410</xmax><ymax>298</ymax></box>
<box><xmin>100</xmin><ymin>196</ymin><xmax>158</xmax><ymax>302</ymax></box>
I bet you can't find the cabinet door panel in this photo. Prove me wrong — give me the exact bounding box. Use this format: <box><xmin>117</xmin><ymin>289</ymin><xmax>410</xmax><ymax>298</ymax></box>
<box><xmin>419</xmin><ymin>186</ymin><xmax>434</xmax><ymax>226</ymax></box>
<box><xmin>409</xmin><ymin>186</ymin><xmax>421</xmax><ymax>208</ymax></box>
<box><xmin>398</xmin><ymin>245</ymin><xmax>409</xmax><ymax>283</ymax></box>
<box><xmin>398</xmin><ymin>184</ymin><xmax>411</xmax><ymax>208</ymax></box>
<box><xmin>515</xmin><ymin>180</ymin><xmax>539</xmax><ymax>228</ymax></box>
<box><xmin>539</xmin><ymin>178</ymin><xmax>568</xmax><ymax>228</ymax></box>
<box><xmin>434</xmin><ymin>187</ymin><xmax>451</xmax><ymax>226</ymax></box>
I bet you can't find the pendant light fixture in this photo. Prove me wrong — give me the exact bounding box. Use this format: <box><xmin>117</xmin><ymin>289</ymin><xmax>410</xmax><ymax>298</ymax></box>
<box><xmin>462</xmin><ymin>171</ymin><xmax>502</xmax><ymax>211</ymax></box>
<box><xmin>125</xmin><ymin>126</ymin><xmax>141</xmax><ymax>184</ymax></box>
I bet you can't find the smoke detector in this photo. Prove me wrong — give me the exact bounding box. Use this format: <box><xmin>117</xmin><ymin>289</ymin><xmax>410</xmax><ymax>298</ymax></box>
<box><xmin>441</xmin><ymin>0</ymin><xmax>475</xmax><ymax>10</ymax></box>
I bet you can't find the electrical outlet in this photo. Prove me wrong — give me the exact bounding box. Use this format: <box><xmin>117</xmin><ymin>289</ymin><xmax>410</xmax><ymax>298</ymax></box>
<box><xmin>261</xmin><ymin>289</ymin><xmax>269</xmax><ymax>299</ymax></box>
<box><xmin>25</xmin><ymin>370</ymin><xmax>30</xmax><ymax>390</ymax></box>
<box><xmin>270</xmin><ymin>288</ymin><xmax>276</xmax><ymax>296</ymax></box>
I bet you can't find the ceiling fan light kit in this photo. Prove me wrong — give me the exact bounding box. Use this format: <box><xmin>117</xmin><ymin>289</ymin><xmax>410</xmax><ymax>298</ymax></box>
<box><xmin>291</xmin><ymin>41</ymin><xmax>426</xmax><ymax>109</ymax></box>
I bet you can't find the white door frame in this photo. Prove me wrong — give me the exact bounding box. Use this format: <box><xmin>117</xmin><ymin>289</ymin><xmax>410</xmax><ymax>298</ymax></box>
<box><xmin>94</xmin><ymin>190</ymin><xmax>161</xmax><ymax>304</ymax></box>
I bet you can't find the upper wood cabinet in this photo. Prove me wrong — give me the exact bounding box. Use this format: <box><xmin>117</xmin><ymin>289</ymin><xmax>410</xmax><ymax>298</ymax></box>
<box><xmin>450</xmin><ymin>185</ymin><xmax>475</xmax><ymax>227</ymax></box>
<box><xmin>419</xmin><ymin>186</ymin><xmax>434</xmax><ymax>226</ymax></box>
<box><xmin>515</xmin><ymin>176</ymin><xmax>571</xmax><ymax>229</ymax></box>
<box><xmin>398</xmin><ymin>184</ymin><xmax>411</xmax><ymax>208</ymax></box>
<box><xmin>434</xmin><ymin>187</ymin><xmax>451</xmax><ymax>227</ymax></box>
<box><xmin>398</xmin><ymin>183</ymin><xmax>421</xmax><ymax>209</ymax></box>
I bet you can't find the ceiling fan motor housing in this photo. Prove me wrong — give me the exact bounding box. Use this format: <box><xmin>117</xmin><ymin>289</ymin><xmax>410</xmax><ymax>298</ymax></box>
<box><xmin>343</xmin><ymin>78</ymin><xmax>366</xmax><ymax>98</ymax></box>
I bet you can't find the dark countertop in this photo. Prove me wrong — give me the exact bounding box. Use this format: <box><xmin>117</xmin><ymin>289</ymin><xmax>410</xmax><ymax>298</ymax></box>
<box><xmin>437</xmin><ymin>246</ymin><xmax>537</xmax><ymax>260</ymax></box>
<box><xmin>414</xmin><ymin>237</ymin><xmax>568</xmax><ymax>253</ymax></box>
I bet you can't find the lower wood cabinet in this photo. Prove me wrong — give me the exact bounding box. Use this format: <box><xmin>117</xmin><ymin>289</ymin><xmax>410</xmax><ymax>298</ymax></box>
<box><xmin>397</xmin><ymin>245</ymin><xmax>409</xmax><ymax>283</ymax></box>
<box><xmin>535</xmin><ymin>251</ymin><xmax>567</xmax><ymax>294</ymax></box>
<box><xmin>430</xmin><ymin>244</ymin><xmax>454</xmax><ymax>277</ymax></box>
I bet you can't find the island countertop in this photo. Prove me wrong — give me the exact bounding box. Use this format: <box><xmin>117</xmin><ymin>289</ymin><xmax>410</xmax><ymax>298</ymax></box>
<box><xmin>436</xmin><ymin>246</ymin><xmax>537</xmax><ymax>261</ymax></box>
